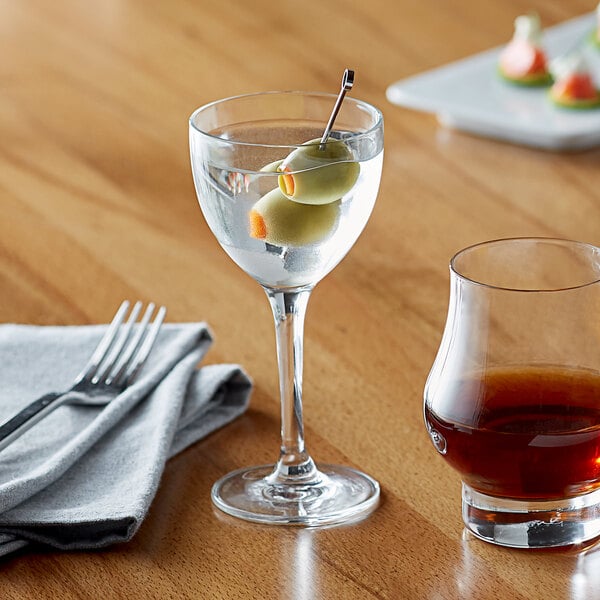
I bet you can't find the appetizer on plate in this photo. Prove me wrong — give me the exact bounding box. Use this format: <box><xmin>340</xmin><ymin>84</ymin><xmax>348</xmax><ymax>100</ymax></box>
<box><xmin>499</xmin><ymin>13</ymin><xmax>552</xmax><ymax>86</ymax></box>
<box><xmin>549</xmin><ymin>52</ymin><xmax>600</xmax><ymax>109</ymax></box>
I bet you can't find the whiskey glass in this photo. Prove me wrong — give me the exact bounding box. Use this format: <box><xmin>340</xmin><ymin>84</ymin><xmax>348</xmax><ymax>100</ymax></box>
<box><xmin>424</xmin><ymin>237</ymin><xmax>600</xmax><ymax>548</ymax></box>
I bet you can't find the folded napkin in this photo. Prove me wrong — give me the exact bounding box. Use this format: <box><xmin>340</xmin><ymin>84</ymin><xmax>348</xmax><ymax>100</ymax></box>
<box><xmin>0</xmin><ymin>322</ymin><xmax>251</xmax><ymax>557</ymax></box>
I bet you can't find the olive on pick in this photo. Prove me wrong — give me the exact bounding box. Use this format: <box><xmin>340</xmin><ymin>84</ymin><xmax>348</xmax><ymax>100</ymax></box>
<box><xmin>249</xmin><ymin>188</ymin><xmax>339</xmax><ymax>246</ymax></box>
<box><xmin>278</xmin><ymin>138</ymin><xmax>359</xmax><ymax>205</ymax></box>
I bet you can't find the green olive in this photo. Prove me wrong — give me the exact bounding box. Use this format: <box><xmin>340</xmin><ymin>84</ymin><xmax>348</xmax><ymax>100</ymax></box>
<box><xmin>278</xmin><ymin>138</ymin><xmax>360</xmax><ymax>205</ymax></box>
<box><xmin>249</xmin><ymin>188</ymin><xmax>339</xmax><ymax>246</ymax></box>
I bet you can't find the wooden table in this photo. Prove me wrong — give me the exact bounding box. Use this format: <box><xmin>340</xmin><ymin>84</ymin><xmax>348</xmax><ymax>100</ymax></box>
<box><xmin>2</xmin><ymin>0</ymin><xmax>600</xmax><ymax>597</ymax></box>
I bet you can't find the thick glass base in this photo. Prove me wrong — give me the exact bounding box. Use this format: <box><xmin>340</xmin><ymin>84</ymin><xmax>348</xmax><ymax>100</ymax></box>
<box><xmin>212</xmin><ymin>463</ymin><xmax>380</xmax><ymax>526</ymax></box>
<box><xmin>462</xmin><ymin>483</ymin><xmax>600</xmax><ymax>548</ymax></box>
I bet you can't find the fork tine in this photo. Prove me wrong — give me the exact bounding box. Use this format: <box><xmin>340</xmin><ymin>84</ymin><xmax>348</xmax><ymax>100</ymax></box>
<box><xmin>93</xmin><ymin>300</ymin><xmax>143</xmax><ymax>384</ymax></box>
<box><xmin>114</xmin><ymin>305</ymin><xmax>167</xmax><ymax>387</ymax></box>
<box><xmin>73</xmin><ymin>300</ymin><xmax>130</xmax><ymax>385</ymax></box>
<box><xmin>106</xmin><ymin>302</ymin><xmax>156</xmax><ymax>386</ymax></box>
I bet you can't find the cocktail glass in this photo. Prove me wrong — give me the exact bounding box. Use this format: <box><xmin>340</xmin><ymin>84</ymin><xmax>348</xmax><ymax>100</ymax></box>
<box><xmin>189</xmin><ymin>90</ymin><xmax>383</xmax><ymax>525</ymax></box>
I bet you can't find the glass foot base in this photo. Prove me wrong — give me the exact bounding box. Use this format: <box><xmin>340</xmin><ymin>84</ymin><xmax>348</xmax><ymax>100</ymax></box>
<box><xmin>212</xmin><ymin>463</ymin><xmax>380</xmax><ymax>526</ymax></box>
<box><xmin>462</xmin><ymin>483</ymin><xmax>600</xmax><ymax>548</ymax></box>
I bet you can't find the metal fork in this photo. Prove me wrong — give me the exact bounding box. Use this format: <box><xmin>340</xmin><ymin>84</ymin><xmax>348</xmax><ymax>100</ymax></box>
<box><xmin>0</xmin><ymin>300</ymin><xmax>167</xmax><ymax>453</ymax></box>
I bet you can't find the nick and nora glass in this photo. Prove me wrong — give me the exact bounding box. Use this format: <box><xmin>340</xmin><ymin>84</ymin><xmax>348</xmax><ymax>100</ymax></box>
<box><xmin>425</xmin><ymin>238</ymin><xmax>600</xmax><ymax>548</ymax></box>
<box><xmin>190</xmin><ymin>90</ymin><xmax>383</xmax><ymax>525</ymax></box>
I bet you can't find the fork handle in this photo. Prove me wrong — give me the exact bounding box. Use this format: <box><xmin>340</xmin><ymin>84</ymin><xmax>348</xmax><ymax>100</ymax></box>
<box><xmin>0</xmin><ymin>393</ymin><xmax>62</xmax><ymax>453</ymax></box>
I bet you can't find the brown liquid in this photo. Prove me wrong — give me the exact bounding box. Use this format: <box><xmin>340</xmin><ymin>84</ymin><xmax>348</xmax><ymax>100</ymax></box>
<box><xmin>425</xmin><ymin>366</ymin><xmax>600</xmax><ymax>500</ymax></box>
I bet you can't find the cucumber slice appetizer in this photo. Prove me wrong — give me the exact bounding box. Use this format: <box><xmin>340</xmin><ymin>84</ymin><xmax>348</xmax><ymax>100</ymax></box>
<box><xmin>549</xmin><ymin>91</ymin><xmax>600</xmax><ymax>109</ymax></box>
<box><xmin>498</xmin><ymin>67</ymin><xmax>552</xmax><ymax>87</ymax></box>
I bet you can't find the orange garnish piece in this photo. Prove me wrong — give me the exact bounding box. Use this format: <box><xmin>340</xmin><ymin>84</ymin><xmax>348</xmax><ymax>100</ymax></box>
<box><xmin>280</xmin><ymin>168</ymin><xmax>295</xmax><ymax>196</ymax></box>
<box><xmin>249</xmin><ymin>210</ymin><xmax>267</xmax><ymax>239</ymax></box>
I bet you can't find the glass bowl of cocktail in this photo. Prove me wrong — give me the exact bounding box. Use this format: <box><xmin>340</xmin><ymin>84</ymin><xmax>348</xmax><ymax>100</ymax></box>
<box><xmin>189</xmin><ymin>72</ymin><xmax>384</xmax><ymax>526</ymax></box>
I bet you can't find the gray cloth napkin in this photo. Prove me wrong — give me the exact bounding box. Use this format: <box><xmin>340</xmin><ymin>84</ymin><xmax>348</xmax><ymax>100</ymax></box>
<box><xmin>0</xmin><ymin>322</ymin><xmax>252</xmax><ymax>557</ymax></box>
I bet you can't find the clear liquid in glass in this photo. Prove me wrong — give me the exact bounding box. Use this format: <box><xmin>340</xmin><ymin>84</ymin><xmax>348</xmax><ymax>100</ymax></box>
<box><xmin>191</xmin><ymin>123</ymin><xmax>383</xmax><ymax>289</ymax></box>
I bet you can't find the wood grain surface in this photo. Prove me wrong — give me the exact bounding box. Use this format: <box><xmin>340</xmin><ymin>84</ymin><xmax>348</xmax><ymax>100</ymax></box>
<box><xmin>2</xmin><ymin>0</ymin><xmax>600</xmax><ymax>598</ymax></box>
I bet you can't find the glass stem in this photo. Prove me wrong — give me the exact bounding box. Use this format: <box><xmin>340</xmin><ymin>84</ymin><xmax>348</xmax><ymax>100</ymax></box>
<box><xmin>265</xmin><ymin>287</ymin><xmax>320</xmax><ymax>485</ymax></box>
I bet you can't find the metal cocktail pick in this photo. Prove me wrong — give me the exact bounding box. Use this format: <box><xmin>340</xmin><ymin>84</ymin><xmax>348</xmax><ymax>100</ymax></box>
<box><xmin>320</xmin><ymin>68</ymin><xmax>355</xmax><ymax>147</ymax></box>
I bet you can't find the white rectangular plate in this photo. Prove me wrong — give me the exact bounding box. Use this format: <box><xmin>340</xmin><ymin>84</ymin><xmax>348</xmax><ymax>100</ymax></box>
<box><xmin>386</xmin><ymin>14</ymin><xmax>600</xmax><ymax>150</ymax></box>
